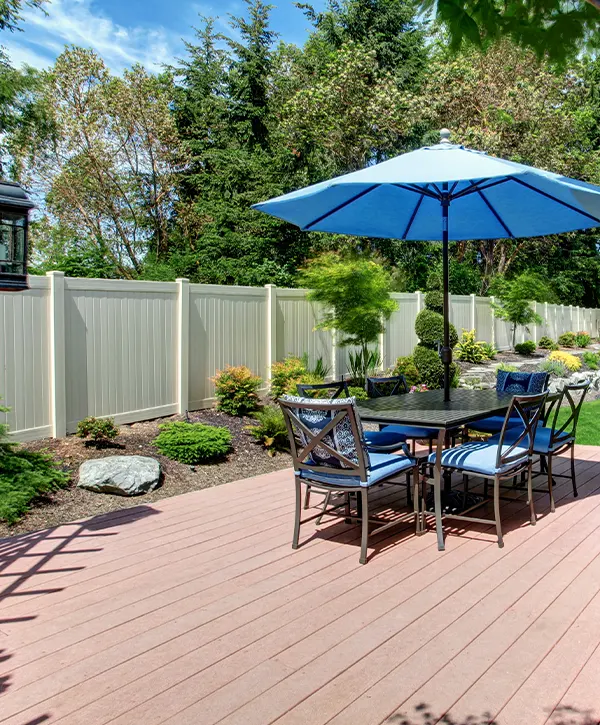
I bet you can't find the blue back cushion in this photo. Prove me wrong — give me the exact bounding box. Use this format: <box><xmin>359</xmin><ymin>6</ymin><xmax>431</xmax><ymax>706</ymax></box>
<box><xmin>283</xmin><ymin>395</ymin><xmax>367</xmax><ymax>470</ymax></box>
<box><xmin>496</xmin><ymin>370</ymin><xmax>548</xmax><ymax>394</ymax></box>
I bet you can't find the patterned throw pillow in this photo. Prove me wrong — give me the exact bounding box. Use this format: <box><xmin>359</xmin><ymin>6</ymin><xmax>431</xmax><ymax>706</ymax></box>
<box><xmin>496</xmin><ymin>370</ymin><xmax>549</xmax><ymax>395</ymax></box>
<box><xmin>282</xmin><ymin>395</ymin><xmax>368</xmax><ymax>469</ymax></box>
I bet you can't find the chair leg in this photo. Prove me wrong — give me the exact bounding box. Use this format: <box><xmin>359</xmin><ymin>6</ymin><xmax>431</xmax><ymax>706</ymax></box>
<box><xmin>406</xmin><ymin>471</ymin><xmax>412</xmax><ymax>508</ymax></box>
<box><xmin>571</xmin><ymin>445</ymin><xmax>578</xmax><ymax>498</ymax></box>
<box><xmin>359</xmin><ymin>489</ymin><xmax>369</xmax><ymax>565</ymax></box>
<box><xmin>527</xmin><ymin>462</ymin><xmax>536</xmax><ymax>525</ymax></box>
<box><xmin>303</xmin><ymin>485</ymin><xmax>311</xmax><ymax>510</ymax></box>
<box><xmin>316</xmin><ymin>492</ymin><xmax>331</xmax><ymax>525</ymax></box>
<box><xmin>293</xmin><ymin>478</ymin><xmax>302</xmax><ymax>549</ymax></box>
<box><xmin>547</xmin><ymin>454</ymin><xmax>556</xmax><ymax>513</ymax></box>
<box><xmin>413</xmin><ymin>465</ymin><xmax>422</xmax><ymax>534</ymax></box>
<box><xmin>494</xmin><ymin>476</ymin><xmax>504</xmax><ymax>548</ymax></box>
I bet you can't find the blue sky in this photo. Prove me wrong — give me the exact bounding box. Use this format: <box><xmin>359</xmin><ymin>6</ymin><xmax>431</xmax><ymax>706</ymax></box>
<box><xmin>4</xmin><ymin>0</ymin><xmax>326</xmax><ymax>72</ymax></box>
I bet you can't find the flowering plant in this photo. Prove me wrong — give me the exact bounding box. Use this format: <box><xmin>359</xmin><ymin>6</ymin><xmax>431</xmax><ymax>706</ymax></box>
<box><xmin>409</xmin><ymin>384</ymin><xmax>429</xmax><ymax>393</ymax></box>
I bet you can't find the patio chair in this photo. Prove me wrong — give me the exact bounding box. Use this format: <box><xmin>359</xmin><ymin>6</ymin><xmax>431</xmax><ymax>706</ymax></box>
<box><xmin>426</xmin><ymin>392</ymin><xmax>547</xmax><ymax>547</ymax></box>
<box><xmin>469</xmin><ymin>371</ymin><xmax>549</xmax><ymax>436</ymax></box>
<box><xmin>279</xmin><ymin>395</ymin><xmax>421</xmax><ymax>564</ymax></box>
<box><xmin>489</xmin><ymin>381</ymin><xmax>590</xmax><ymax>513</ymax></box>
<box><xmin>296</xmin><ymin>380</ymin><xmax>350</xmax><ymax>399</ymax></box>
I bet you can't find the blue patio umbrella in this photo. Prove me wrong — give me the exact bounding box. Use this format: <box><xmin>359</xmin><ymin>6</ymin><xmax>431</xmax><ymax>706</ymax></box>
<box><xmin>252</xmin><ymin>129</ymin><xmax>600</xmax><ymax>400</ymax></box>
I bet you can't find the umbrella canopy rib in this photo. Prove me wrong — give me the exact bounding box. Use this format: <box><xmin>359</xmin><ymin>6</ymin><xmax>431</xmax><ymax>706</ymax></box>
<box><xmin>469</xmin><ymin>181</ymin><xmax>515</xmax><ymax>238</ymax></box>
<box><xmin>303</xmin><ymin>184</ymin><xmax>380</xmax><ymax>230</ymax></box>
<box><xmin>402</xmin><ymin>188</ymin><xmax>427</xmax><ymax>240</ymax></box>
<box><xmin>451</xmin><ymin>176</ymin><xmax>511</xmax><ymax>201</ymax></box>
<box><xmin>509</xmin><ymin>177</ymin><xmax>600</xmax><ymax>225</ymax></box>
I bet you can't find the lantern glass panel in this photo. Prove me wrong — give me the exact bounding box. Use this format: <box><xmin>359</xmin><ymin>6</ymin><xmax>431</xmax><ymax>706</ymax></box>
<box><xmin>0</xmin><ymin>210</ymin><xmax>27</xmax><ymax>276</ymax></box>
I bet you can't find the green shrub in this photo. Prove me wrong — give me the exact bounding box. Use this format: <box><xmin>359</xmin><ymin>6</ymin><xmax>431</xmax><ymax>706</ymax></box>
<box><xmin>413</xmin><ymin>345</ymin><xmax>459</xmax><ymax>389</ymax></box>
<box><xmin>539</xmin><ymin>359</ymin><xmax>568</xmax><ymax>377</ymax></box>
<box><xmin>154</xmin><ymin>421</ymin><xmax>232</xmax><ymax>464</ymax></box>
<box><xmin>348</xmin><ymin>386</ymin><xmax>369</xmax><ymax>400</ymax></box>
<box><xmin>245</xmin><ymin>406</ymin><xmax>289</xmax><ymax>456</ymax></box>
<box><xmin>455</xmin><ymin>329</ymin><xmax>487</xmax><ymax>363</ymax></box>
<box><xmin>348</xmin><ymin>348</ymin><xmax>381</xmax><ymax>387</ymax></box>
<box><xmin>300</xmin><ymin>353</ymin><xmax>331</xmax><ymax>379</ymax></box>
<box><xmin>76</xmin><ymin>416</ymin><xmax>119</xmax><ymax>445</ymax></box>
<box><xmin>270</xmin><ymin>356</ymin><xmax>307</xmax><ymax>399</ymax></box>
<box><xmin>514</xmin><ymin>340</ymin><xmax>536</xmax><ymax>355</ymax></box>
<box><xmin>583</xmin><ymin>351</ymin><xmax>600</xmax><ymax>370</ymax></box>
<box><xmin>0</xmin><ymin>398</ymin><xmax>69</xmax><ymax>524</ymax></box>
<box><xmin>424</xmin><ymin>289</ymin><xmax>443</xmax><ymax>314</ymax></box>
<box><xmin>497</xmin><ymin>363</ymin><xmax>519</xmax><ymax>373</ymax></box>
<box><xmin>284</xmin><ymin>372</ymin><xmax>324</xmax><ymax>396</ymax></box>
<box><xmin>576</xmin><ymin>331</ymin><xmax>591</xmax><ymax>348</ymax></box>
<box><xmin>392</xmin><ymin>356</ymin><xmax>420</xmax><ymax>387</ymax></box>
<box><xmin>414</xmin><ymin>309</ymin><xmax>458</xmax><ymax>349</ymax></box>
<box><xmin>538</xmin><ymin>335</ymin><xmax>557</xmax><ymax>350</ymax></box>
<box><xmin>549</xmin><ymin>350</ymin><xmax>581</xmax><ymax>371</ymax></box>
<box><xmin>480</xmin><ymin>342</ymin><xmax>498</xmax><ymax>360</ymax></box>
<box><xmin>558</xmin><ymin>331</ymin><xmax>576</xmax><ymax>348</ymax></box>
<box><xmin>213</xmin><ymin>365</ymin><xmax>261</xmax><ymax>415</ymax></box>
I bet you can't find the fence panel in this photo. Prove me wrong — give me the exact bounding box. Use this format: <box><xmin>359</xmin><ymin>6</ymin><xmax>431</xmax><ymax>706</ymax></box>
<box><xmin>276</xmin><ymin>289</ymin><xmax>332</xmax><ymax>374</ymax></box>
<box><xmin>386</xmin><ymin>293</ymin><xmax>419</xmax><ymax>364</ymax></box>
<box><xmin>0</xmin><ymin>277</ymin><xmax>51</xmax><ymax>440</ymax></box>
<box><xmin>475</xmin><ymin>297</ymin><xmax>493</xmax><ymax>343</ymax></box>
<box><xmin>449</xmin><ymin>295</ymin><xmax>472</xmax><ymax>335</ymax></box>
<box><xmin>64</xmin><ymin>279</ymin><xmax>178</xmax><ymax>432</ymax></box>
<box><xmin>189</xmin><ymin>284</ymin><xmax>267</xmax><ymax>408</ymax></box>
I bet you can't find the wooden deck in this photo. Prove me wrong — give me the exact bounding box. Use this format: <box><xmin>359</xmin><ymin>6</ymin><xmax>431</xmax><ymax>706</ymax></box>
<box><xmin>2</xmin><ymin>446</ymin><xmax>600</xmax><ymax>725</ymax></box>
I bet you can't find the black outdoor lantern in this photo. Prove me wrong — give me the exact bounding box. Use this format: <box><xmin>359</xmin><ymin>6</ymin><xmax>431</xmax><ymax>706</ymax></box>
<box><xmin>0</xmin><ymin>180</ymin><xmax>34</xmax><ymax>292</ymax></box>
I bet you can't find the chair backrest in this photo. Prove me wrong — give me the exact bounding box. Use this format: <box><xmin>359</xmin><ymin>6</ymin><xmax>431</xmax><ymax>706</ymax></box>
<box><xmin>279</xmin><ymin>395</ymin><xmax>369</xmax><ymax>481</ymax></box>
<box><xmin>496</xmin><ymin>370</ymin><xmax>549</xmax><ymax>395</ymax></box>
<box><xmin>544</xmin><ymin>380</ymin><xmax>590</xmax><ymax>448</ymax></box>
<box><xmin>296</xmin><ymin>380</ymin><xmax>350</xmax><ymax>399</ymax></box>
<box><xmin>366</xmin><ymin>375</ymin><xmax>409</xmax><ymax>398</ymax></box>
<box><xmin>496</xmin><ymin>392</ymin><xmax>548</xmax><ymax>470</ymax></box>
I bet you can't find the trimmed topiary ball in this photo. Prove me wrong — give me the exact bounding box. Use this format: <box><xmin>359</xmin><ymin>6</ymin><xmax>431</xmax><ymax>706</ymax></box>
<box><xmin>415</xmin><ymin>309</ymin><xmax>458</xmax><ymax>349</ymax></box>
<box><xmin>514</xmin><ymin>340</ymin><xmax>536</xmax><ymax>355</ymax></box>
<box><xmin>413</xmin><ymin>345</ymin><xmax>460</xmax><ymax>390</ymax></box>
<box><xmin>424</xmin><ymin>289</ymin><xmax>444</xmax><ymax>314</ymax></box>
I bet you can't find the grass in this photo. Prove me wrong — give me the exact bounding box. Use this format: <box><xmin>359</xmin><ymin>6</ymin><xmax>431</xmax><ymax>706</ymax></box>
<box><xmin>556</xmin><ymin>399</ymin><xmax>600</xmax><ymax>446</ymax></box>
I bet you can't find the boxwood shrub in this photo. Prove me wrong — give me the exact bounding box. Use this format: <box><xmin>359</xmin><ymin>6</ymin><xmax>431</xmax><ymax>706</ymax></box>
<box><xmin>414</xmin><ymin>309</ymin><xmax>458</xmax><ymax>349</ymax></box>
<box><xmin>413</xmin><ymin>345</ymin><xmax>460</xmax><ymax>390</ymax></box>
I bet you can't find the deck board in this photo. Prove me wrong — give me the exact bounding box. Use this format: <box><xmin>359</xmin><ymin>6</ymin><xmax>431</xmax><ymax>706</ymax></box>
<box><xmin>2</xmin><ymin>448</ymin><xmax>600</xmax><ymax>725</ymax></box>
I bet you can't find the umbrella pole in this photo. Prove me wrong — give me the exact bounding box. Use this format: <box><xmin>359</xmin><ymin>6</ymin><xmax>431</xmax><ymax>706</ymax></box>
<box><xmin>441</xmin><ymin>186</ymin><xmax>451</xmax><ymax>402</ymax></box>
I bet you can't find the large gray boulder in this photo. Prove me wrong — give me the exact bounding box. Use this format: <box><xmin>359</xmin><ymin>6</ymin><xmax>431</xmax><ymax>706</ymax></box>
<box><xmin>78</xmin><ymin>456</ymin><xmax>161</xmax><ymax>496</ymax></box>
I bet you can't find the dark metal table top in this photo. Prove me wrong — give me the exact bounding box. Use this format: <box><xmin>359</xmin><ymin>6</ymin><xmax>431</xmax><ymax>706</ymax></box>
<box><xmin>356</xmin><ymin>388</ymin><xmax>547</xmax><ymax>430</ymax></box>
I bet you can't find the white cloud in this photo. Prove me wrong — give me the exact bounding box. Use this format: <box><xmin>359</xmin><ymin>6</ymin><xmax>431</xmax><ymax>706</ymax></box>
<box><xmin>3</xmin><ymin>0</ymin><xmax>187</xmax><ymax>73</ymax></box>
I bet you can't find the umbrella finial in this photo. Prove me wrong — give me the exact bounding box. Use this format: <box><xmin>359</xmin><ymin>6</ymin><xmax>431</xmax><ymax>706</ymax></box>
<box><xmin>440</xmin><ymin>128</ymin><xmax>452</xmax><ymax>144</ymax></box>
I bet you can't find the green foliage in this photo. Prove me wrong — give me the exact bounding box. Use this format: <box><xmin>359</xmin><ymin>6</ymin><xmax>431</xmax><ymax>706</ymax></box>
<box><xmin>576</xmin><ymin>332</ymin><xmax>591</xmax><ymax>348</ymax></box>
<box><xmin>424</xmin><ymin>289</ymin><xmax>443</xmax><ymax>314</ymax></box>
<box><xmin>0</xmin><ymin>398</ymin><xmax>69</xmax><ymax>524</ymax></box>
<box><xmin>76</xmin><ymin>417</ymin><xmax>119</xmax><ymax>446</ymax></box>
<box><xmin>490</xmin><ymin>273</ymin><xmax>551</xmax><ymax>349</ymax></box>
<box><xmin>538</xmin><ymin>336</ymin><xmax>558</xmax><ymax>351</ymax></box>
<box><xmin>514</xmin><ymin>340</ymin><xmax>537</xmax><ymax>356</ymax></box>
<box><xmin>497</xmin><ymin>363</ymin><xmax>518</xmax><ymax>373</ymax></box>
<box><xmin>413</xmin><ymin>345</ymin><xmax>459</xmax><ymax>390</ymax></box>
<box><xmin>154</xmin><ymin>421</ymin><xmax>232</xmax><ymax>463</ymax></box>
<box><xmin>302</xmin><ymin>252</ymin><xmax>395</xmax><ymax>384</ymax></box>
<box><xmin>455</xmin><ymin>329</ymin><xmax>488</xmax><ymax>363</ymax></box>
<box><xmin>300</xmin><ymin>353</ymin><xmax>331</xmax><ymax>379</ymax></box>
<box><xmin>582</xmin><ymin>351</ymin><xmax>600</xmax><ymax>370</ymax></box>
<box><xmin>213</xmin><ymin>365</ymin><xmax>262</xmax><ymax>415</ymax></box>
<box><xmin>348</xmin><ymin>348</ymin><xmax>381</xmax><ymax>388</ymax></box>
<box><xmin>270</xmin><ymin>356</ymin><xmax>307</xmax><ymax>399</ymax></box>
<box><xmin>392</xmin><ymin>356</ymin><xmax>420</xmax><ymax>387</ymax></box>
<box><xmin>414</xmin><ymin>309</ymin><xmax>458</xmax><ymax>349</ymax></box>
<box><xmin>284</xmin><ymin>372</ymin><xmax>324</xmax><ymax>396</ymax></box>
<box><xmin>480</xmin><ymin>342</ymin><xmax>497</xmax><ymax>360</ymax></box>
<box><xmin>556</xmin><ymin>400</ymin><xmax>600</xmax><ymax>446</ymax></box>
<box><xmin>245</xmin><ymin>406</ymin><xmax>289</xmax><ymax>456</ymax></box>
<box><xmin>348</xmin><ymin>385</ymin><xmax>369</xmax><ymax>400</ymax></box>
<box><xmin>539</xmin><ymin>359</ymin><xmax>568</xmax><ymax>378</ymax></box>
<box><xmin>558</xmin><ymin>331</ymin><xmax>576</xmax><ymax>348</ymax></box>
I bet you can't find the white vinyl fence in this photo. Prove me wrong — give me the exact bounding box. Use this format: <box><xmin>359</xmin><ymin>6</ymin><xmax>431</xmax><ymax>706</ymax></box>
<box><xmin>1</xmin><ymin>273</ymin><xmax>599</xmax><ymax>441</ymax></box>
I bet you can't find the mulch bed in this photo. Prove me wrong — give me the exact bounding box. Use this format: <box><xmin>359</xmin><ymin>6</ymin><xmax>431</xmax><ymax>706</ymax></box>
<box><xmin>0</xmin><ymin>409</ymin><xmax>291</xmax><ymax>539</ymax></box>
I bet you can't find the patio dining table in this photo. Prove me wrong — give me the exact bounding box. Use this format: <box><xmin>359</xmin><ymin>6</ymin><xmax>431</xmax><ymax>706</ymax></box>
<box><xmin>357</xmin><ymin>388</ymin><xmax>556</xmax><ymax>551</ymax></box>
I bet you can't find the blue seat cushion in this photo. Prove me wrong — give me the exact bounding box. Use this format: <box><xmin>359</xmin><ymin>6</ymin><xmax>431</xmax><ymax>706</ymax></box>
<box><xmin>382</xmin><ymin>424</ymin><xmax>438</xmax><ymax>439</ymax></box>
<box><xmin>469</xmin><ymin>415</ymin><xmax>523</xmax><ymax>435</ymax></box>
<box><xmin>364</xmin><ymin>428</ymin><xmax>407</xmax><ymax>449</ymax></box>
<box><xmin>428</xmin><ymin>441</ymin><xmax>528</xmax><ymax>476</ymax></box>
<box><xmin>299</xmin><ymin>452</ymin><xmax>414</xmax><ymax>488</ymax></box>
<box><xmin>490</xmin><ymin>426</ymin><xmax>574</xmax><ymax>454</ymax></box>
